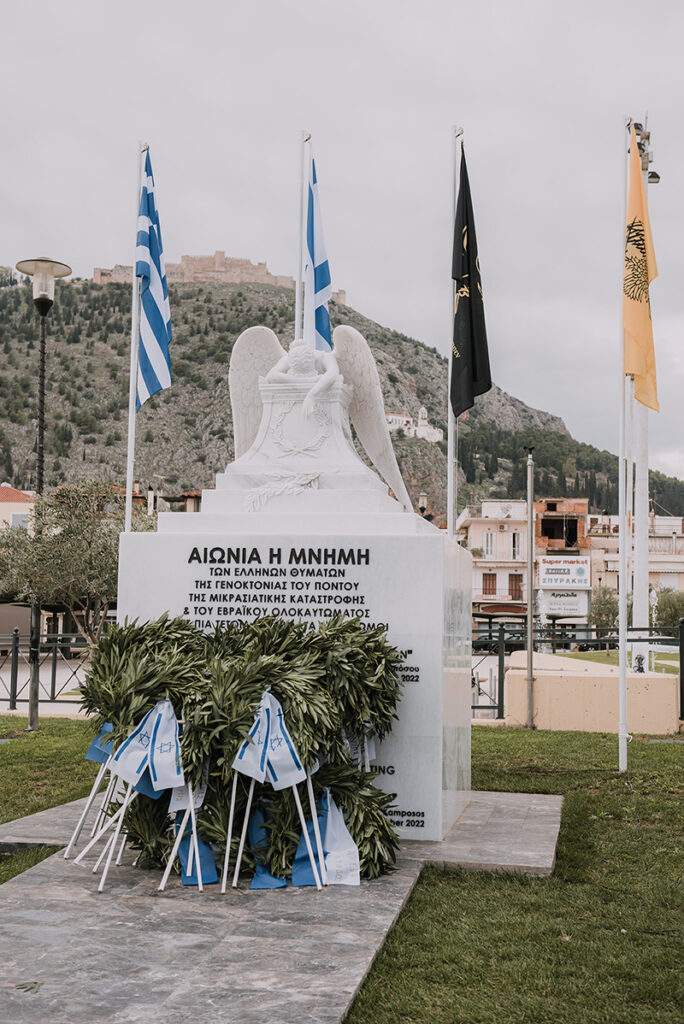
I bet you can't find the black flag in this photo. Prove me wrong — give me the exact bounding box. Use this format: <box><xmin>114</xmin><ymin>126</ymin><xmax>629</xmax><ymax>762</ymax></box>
<box><xmin>450</xmin><ymin>148</ymin><xmax>491</xmax><ymax>419</ymax></box>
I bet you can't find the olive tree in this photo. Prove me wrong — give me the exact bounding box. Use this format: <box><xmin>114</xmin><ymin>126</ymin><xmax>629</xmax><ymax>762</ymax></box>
<box><xmin>655</xmin><ymin>588</ymin><xmax>684</xmax><ymax>631</ymax></box>
<box><xmin>0</xmin><ymin>480</ymin><xmax>152</xmax><ymax>645</ymax></box>
<box><xmin>589</xmin><ymin>586</ymin><xmax>619</xmax><ymax>631</ymax></box>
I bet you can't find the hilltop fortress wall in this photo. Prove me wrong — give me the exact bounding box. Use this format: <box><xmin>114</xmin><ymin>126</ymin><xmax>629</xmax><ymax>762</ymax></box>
<box><xmin>93</xmin><ymin>251</ymin><xmax>346</xmax><ymax>304</ymax></box>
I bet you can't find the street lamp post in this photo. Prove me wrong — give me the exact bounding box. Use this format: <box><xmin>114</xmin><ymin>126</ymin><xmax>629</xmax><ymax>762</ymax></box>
<box><xmin>15</xmin><ymin>258</ymin><xmax>71</xmax><ymax>731</ymax></box>
<box><xmin>523</xmin><ymin>446</ymin><xmax>535</xmax><ymax>728</ymax></box>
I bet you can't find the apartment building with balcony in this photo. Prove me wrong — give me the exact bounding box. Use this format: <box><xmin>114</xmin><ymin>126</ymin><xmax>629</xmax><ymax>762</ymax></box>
<box><xmin>455</xmin><ymin>500</ymin><xmax>528</xmax><ymax>622</ymax></box>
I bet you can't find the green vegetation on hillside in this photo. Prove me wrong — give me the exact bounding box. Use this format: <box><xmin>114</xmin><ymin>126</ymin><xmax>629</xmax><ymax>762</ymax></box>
<box><xmin>1</xmin><ymin>278</ymin><xmax>683</xmax><ymax>518</ymax></box>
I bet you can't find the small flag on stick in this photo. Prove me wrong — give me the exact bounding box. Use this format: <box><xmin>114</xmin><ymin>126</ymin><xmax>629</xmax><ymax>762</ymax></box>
<box><xmin>136</xmin><ymin>149</ymin><xmax>172</xmax><ymax>407</ymax></box>
<box><xmin>623</xmin><ymin>125</ymin><xmax>658</xmax><ymax>411</ymax></box>
<box><xmin>304</xmin><ymin>152</ymin><xmax>332</xmax><ymax>350</ymax></box>
<box><xmin>450</xmin><ymin>148</ymin><xmax>491</xmax><ymax>419</ymax></box>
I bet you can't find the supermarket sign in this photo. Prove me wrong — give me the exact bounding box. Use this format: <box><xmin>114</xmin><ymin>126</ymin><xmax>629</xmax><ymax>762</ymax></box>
<box><xmin>538</xmin><ymin>555</ymin><xmax>591</xmax><ymax>590</ymax></box>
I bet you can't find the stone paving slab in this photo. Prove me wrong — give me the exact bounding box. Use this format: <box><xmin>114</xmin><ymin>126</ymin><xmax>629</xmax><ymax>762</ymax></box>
<box><xmin>0</xmin><ymin>791</ymin><xmax>562</xmax><ymax>1023</ymax></box>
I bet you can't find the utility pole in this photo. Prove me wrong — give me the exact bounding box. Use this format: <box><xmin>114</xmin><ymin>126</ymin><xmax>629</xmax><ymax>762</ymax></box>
<box><xmin>524</xmin><ymin>446</ymin><xmax>535</xmax><ymax>728</ymax></box>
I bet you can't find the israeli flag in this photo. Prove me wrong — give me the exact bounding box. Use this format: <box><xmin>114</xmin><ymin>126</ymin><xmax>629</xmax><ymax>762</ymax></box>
<box><xmin>303</xmin><ymin>152</ymin><xmax>332</xmax><ymax>351</ymax></box>
<box><xmin>232</xmin><ymin>693</ymin><xmax>271</xmax><ymax>783</ymax></box>
<box><xmin>85</xmin><ymin>723</ymin><xmax>113</xmax><ymax>764</ymax></box>
<box><xmin>111</xmin><ymin>700</ymin><xmax>184</xmax><ymax>792</ymax></box>
<box><xmin>136</xmin><ymin>149</ymin><xmax>172</xmax><ymax>408</ymax></box>
<box><xmin>264</xmin><ymin>694</ymin><xmax>306</xmax><ymax>791</ymax></box>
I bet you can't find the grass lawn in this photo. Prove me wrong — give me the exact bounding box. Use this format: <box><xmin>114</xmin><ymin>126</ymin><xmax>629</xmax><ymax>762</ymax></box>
<box><xmin>0</xmin><ymin>716</ymin><xmax>98</xmax><ymax>825</ymax></box>
<box><xmin>0</xmin><ymin>715</ymin><xmax>98</xmax><ymax>884</ymax></box>
<box><xmin>561</xmin><ymin>650</ymin><xmax>679</xmax><ymax>674</ymax></box>
<box><xmin>1</xmin><ymin>718</ymin><xmax>682</xmax><ymax>1021</ymax></box>
<box><xmin>347</xmin><ymin>729</ymin><xmax>684</xmax><ymax>1024</ymax></box>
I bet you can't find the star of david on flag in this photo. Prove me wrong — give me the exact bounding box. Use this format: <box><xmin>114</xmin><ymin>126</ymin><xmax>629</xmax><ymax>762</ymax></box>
<box><xmin>111</xmin><ymin>700</ymin><xmax>184</xmax><ymax>792</ymax></box>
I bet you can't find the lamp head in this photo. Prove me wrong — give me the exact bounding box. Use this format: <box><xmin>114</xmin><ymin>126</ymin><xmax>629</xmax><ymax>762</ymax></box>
<box><xmin>15</xmin><ymin>258</ymin><xmax>72</xmax><ymax>316</ymax></box>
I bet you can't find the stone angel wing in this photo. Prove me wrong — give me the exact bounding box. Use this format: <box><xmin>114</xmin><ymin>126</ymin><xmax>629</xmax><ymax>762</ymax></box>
<box><xmin>332</xmin><ymin>325</ymin><xmax>413</xmax><ymax>512</ymax></box>
<box><xmin>229</xmin><ymin>326</ymin><xmax>285</xmax><ymax>457</ymax></box>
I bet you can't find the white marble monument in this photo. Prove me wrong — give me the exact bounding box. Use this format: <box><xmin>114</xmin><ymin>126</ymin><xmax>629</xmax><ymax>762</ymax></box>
<box><xmin>118</xmin><ymin>325</ymin><xmax>472</xmax><ymax>840</ymax></box>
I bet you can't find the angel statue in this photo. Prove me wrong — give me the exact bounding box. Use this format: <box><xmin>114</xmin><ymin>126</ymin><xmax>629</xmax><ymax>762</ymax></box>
<box><xmin>224</xmin><ymin>325</ymin><xmax>412</xmax><ymax>513</ymax></box>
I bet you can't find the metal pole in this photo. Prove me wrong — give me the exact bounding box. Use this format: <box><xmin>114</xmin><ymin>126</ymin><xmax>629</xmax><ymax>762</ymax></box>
<box><xmin>525</xmin><ymin>449</ymin><xmax>535</xmax><ymax>728</ymax></box>
<box><xmin>679</xmin><ymin>618</ymin><xmax>684</xmax><ymax>720</ymax></box>
<box><xmin>447</xmin><ymin>126</ymin><xmax>463</xmax><ymax>536</ymax></box>
<box><xmin>497</xmin><ymin>623</ymin><xmax>505</xmax><ymax>719</ymax></box>
<box><xmin>124</xmin><ymin>143</ymin><xmax>145</xmax><ymax>534</ymax></box>
<box><xmin>28</xmin><ymin>313</ymin><xmax>48</xmax><ymax>730</ymax></box>
<box><xmin>294</xmin><ymin>131</ymin><xmax>309</xmax><ymax>342</ymax></box>
<box><xmin>618</xmin><ymin>118</ymin><xmax>631</xmax><ymax>772</ymax></box>
<box><xmin>633</xmin><ymin>122</ymin><xmax>655</xmax><ymax>671</ymax></box>
<box><xmin>9</xmin><ymin>626</ymin><xmax>19</xmax><ymax>710</ymax></box>
<box><xmin>36</xmin><ymin>314</ymin><xmax>46</xmax><ymax>494</ymax></box>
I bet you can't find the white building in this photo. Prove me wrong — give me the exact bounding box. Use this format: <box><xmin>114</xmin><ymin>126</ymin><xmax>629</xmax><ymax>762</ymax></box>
<box><xmin>0</xmin><ymin>484</ymin><xmax>34</xmax><ymax>529</ymax></box>
<box><xmin>455</xmin><ymin>500</ymin><xmax>528</xmax><ymax>622</ymax></box>
<box><xmin>386</xmin><ymin>407</ymin><xmax>443</xmax><ymax>443</ymax></box>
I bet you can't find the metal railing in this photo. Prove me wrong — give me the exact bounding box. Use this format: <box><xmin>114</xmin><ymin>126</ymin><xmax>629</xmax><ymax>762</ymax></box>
<box><xmin>0</xmin><ymin>630</ymin><xmax>91</xmax><ymax>708</ymax></box>
<box><xmin>471</xmin><ymin>622</ymin><xmax>683</xmax><ymax>720</ymax></box>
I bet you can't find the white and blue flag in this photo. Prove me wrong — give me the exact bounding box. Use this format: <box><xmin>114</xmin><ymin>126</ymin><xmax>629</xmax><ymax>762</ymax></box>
<box><xmin>303</xmin><ymin>153</ymin><xmax>332</xmax><ymax>351</ymax></box>
<box><xmin>111</xmin><ymin>700</ymin><xmax>184</xmax><ymax>792</ymax></box>
<box><xmin>232</xmin><ymin>692</ymin><xmax>305</xmax><ymax>791</ymax></box>
<box><xmin>264</xmin><ymin>693</ymin><xmax>306</xmax><ymax>791</ymax></box>
<box><xmin>136</xmin><ymin>149</ymin><xmax>172</xmax><ymax>407</ymax></box>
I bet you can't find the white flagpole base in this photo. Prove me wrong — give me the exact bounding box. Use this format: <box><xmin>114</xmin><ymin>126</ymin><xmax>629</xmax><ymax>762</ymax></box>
<box><xmin>221</xmin><ymin>774</ymin><xmax>238</xmax><ymax>894</ymax></box>
<box><xmin>90</xmin><ymin>771</ymin><xmax>117</xmax><ymax>838</ymax></box>
<box><xmin>306</xmin><ymin>775</ymin><xmax>327</xmax><ymax>886</ymax></box>
<box><xmin>292</xmin><ymin>783</ymin><xmax>322</xmax><ymax>891</ymax></box>
<box><xmin>115</xmin><ymin>831</ymin><xmax>128</xmax><ymax>866</ymax></box>
<box><xmin>232</xmin><ymin>777</ymin><xmax>255</xmax><ymax>888</ymax></box>
<box><xmin>64</xmin><ymin>759</ymin><xmax>109</xmax><ymax>859</ymax></box>
<box><xmin>93</xmin><ymin>828</ymin><xmax>117</xmax><ymax>874</ymax></box>
<box><xmin>73</xmin><ymin>793</ymin><xmax>129</xmax><ymax>865</ymax></box>
<box><xmin>158</xmin><ymin>805</ymin><xmax>192</xmax><ymax>892</ymax></box>
<box><xmin>187</xmin><ymin>782</ymin><xmax>203</xmax><ymax>892</ymax></box>
<box><xmin>98</xmin><ymin>785</ymin><xmax>135</xmax><ymax>892</ymax></box>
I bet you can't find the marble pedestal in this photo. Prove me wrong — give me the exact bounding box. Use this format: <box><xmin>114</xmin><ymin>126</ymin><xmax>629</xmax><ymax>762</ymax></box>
<box><xmin>118</xmin><ymin>498</ymin><xmax>471</xmax><ymax>841</ymax></box>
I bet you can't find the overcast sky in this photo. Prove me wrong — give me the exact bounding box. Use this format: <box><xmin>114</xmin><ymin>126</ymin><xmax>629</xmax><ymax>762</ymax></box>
<box><xmin>3</xmin><ymin>1</ymin><xmax>683</xmax><ymax>482</ymax></box>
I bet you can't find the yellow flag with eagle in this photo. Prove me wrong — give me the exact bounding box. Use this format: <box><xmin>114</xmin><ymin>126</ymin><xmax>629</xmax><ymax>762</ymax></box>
<box><xmin>623</xmin><ymin>124</ymin><xmax>658</xmax><ymax>411</ymax></box>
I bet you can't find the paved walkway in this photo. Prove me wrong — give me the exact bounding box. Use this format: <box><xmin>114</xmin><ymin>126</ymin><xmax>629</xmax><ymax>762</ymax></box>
<box><xmin>0</xmin><ymin>791</ymin><xmax>562</xmax><ymax>1024</ymax></box>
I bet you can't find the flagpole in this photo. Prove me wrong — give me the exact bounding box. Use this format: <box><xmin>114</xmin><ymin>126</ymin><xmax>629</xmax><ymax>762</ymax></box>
<box><xmin>618</xmin><ymin>118</ymin><xmax>631</xmax><ymax>772</ymax></box>
<box><xmin>294</xmin><ymin>131</ymin><xmax>310</xmax><ymax>343</ymax></box>
<box><xmin>632</xmin><ymin>119</ymin><xmax>654</xmax><ymax>671</ymax></box>
<box><xmin>447</xmin><ymin>126</ymin><xmax>463</xmax><ymax>536</ymax></box>
<box><xmin>124</xmin><ymin>142</ymin><xmax>146</xmax><ymax>534</ymax></box>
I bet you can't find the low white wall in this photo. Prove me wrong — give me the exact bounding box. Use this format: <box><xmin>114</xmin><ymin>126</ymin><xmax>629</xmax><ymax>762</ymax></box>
<box><xmin>505</xmin><ymin>659</ymin><xmax>680</xmax><ymax>734</ymax></box>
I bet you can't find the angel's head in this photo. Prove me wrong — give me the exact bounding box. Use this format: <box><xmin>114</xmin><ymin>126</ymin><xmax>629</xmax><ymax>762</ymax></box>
<box><xmin>287</xmin><ymin>340</ymin><xmax>317</xmax><ymax>378</ymax></box>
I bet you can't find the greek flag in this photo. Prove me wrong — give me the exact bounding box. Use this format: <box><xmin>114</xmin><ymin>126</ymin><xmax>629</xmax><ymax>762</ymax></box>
<box><xmin>136</xmin><ymin>149</ymin><xmax>172</xmax><ymax>407</ymax></box>
<box><xmin>303</xmin><ymin>154</ymin><xmax>332</xmax><ymax>350</ymax></box>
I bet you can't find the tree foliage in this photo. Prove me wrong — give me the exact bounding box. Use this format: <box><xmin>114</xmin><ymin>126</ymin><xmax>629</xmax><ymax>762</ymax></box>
<box><xmin>81</xmin><ymin>614</ymin><xmax>403</xmax><ymax>881</ymax></box>
<box><xmin>655</xmin><ymin>588</ymin><xmax>684</xmax><ymax>630</ymax></box>
<box><xmin>0</xmin><ymin>480</ymin><xmax>152</xmax><ymax>644</ymax></box>
<box><xmin>589</xmin><ymin>587</ymin><xmax>618</xmax><ymax>630</ymax></box>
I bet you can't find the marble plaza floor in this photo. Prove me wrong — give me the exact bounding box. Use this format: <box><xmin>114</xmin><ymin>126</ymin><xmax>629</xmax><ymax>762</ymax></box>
<box><xmin>0</xmin><ymin>791</ymin><xmax>562</xmax><ymax>1024</ymax></box>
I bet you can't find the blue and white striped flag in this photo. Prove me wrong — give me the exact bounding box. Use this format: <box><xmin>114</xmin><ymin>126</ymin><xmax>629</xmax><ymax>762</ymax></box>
<box><xmin>303</xmin><ymin>154</ymin><xmax>332</xmax><ymax>350</ymax></box>
<box><xmin>136</xmin><ymin>150</ymin><xmax>172</xmax><ymax>407</ymax></box>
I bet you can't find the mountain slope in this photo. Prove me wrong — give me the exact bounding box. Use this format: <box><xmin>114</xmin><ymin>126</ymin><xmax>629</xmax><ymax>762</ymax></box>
<box><xmin>0</xmin><ymin>278</ymin><xmax>682</xmax><ymax>520</ymax></box>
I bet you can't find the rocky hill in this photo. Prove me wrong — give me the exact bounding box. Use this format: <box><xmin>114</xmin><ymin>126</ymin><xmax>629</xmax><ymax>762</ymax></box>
<box><xmin>0</xmin><ymin>278</ymin><xmax>682</xmax><ymax>521</ymax></box>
